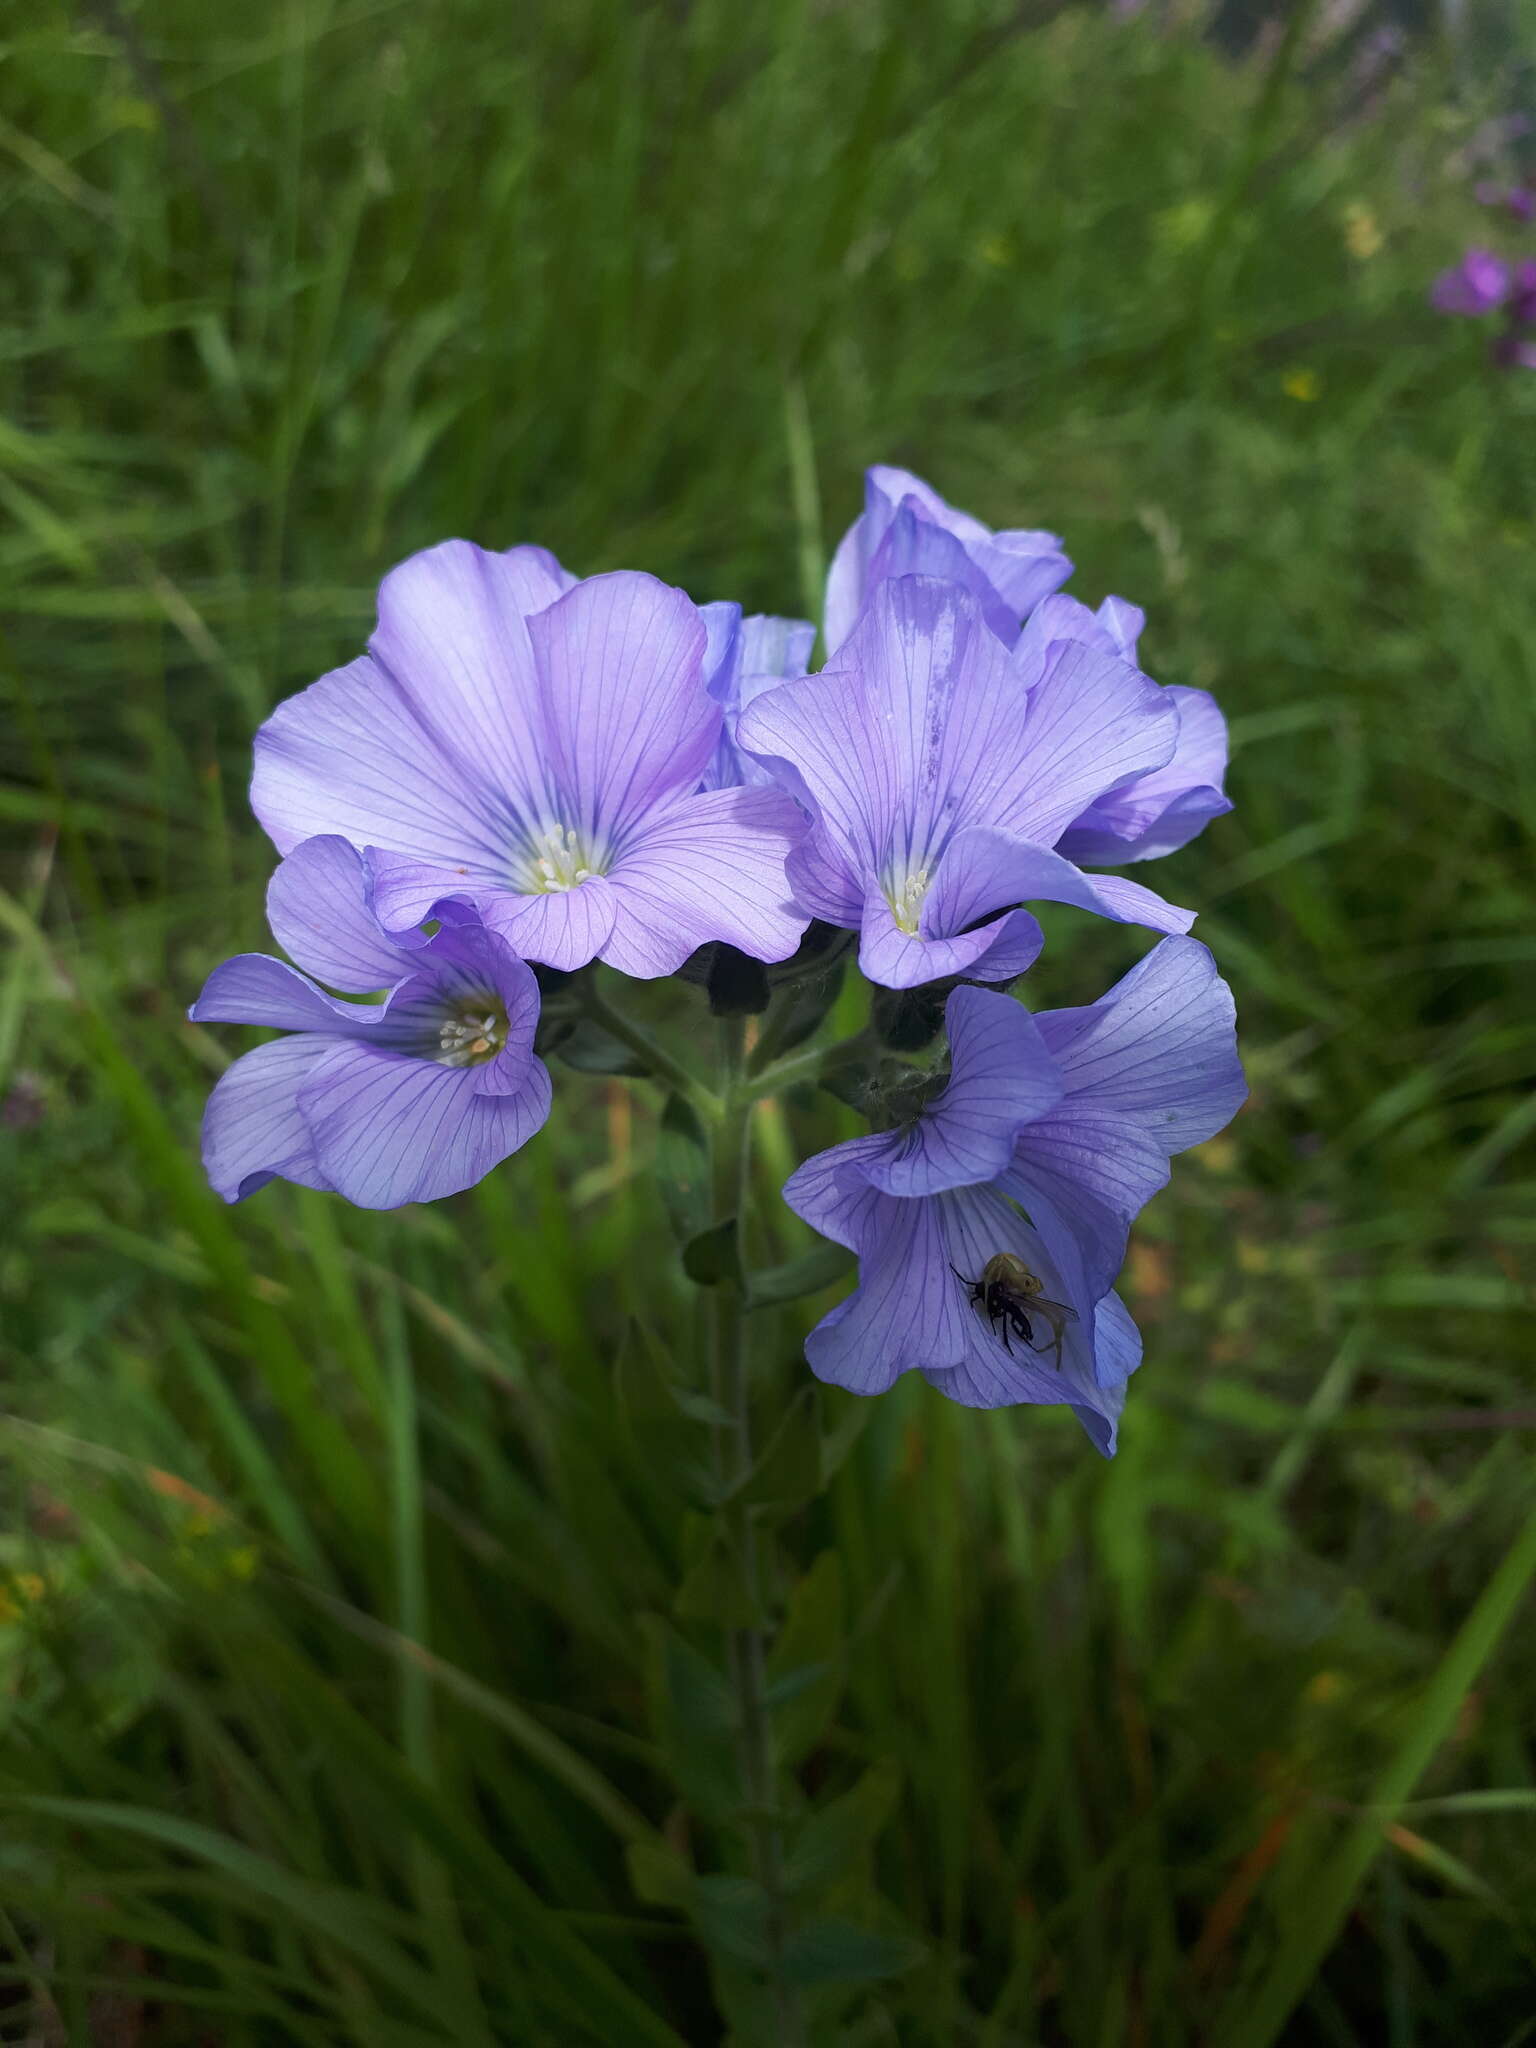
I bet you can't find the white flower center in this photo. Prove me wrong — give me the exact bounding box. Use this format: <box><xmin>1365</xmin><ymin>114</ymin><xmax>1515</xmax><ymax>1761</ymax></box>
<box><xmin>437</xmin><ymin>1007</ymin><xmax>507</xmax><ymax>1067</ymax></box>
<box><xmin>524</xmin><ymin>824</ymin><xmax>601</xmax><ymax>893</ymax></box>
<box><xmin>887</xmin><ymin>864</ymin><xmax>931</xmax><ymax>936</ymax></box>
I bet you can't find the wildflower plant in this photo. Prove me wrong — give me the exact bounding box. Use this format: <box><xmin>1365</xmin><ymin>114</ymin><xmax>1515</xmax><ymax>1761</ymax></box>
<box><xmin>193</xmin><ymin>466</ymin><xmax>1244</xmax><ymax>2035</ymax></box>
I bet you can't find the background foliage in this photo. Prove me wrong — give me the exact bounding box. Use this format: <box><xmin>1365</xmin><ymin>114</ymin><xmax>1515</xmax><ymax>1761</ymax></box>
<box><xmin>3</xmin><ymin>0</ymin><xmax>1534</xmax><ymax>2041</ymax></box>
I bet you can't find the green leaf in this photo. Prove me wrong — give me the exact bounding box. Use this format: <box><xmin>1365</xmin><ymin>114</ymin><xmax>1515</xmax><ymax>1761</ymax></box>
<box><xmin>656</xmin><ymin>1093</ymin><xmax>712</xmax><ymax>1244</ymax></box>
<box><xmin>674</xmin><ymin>1531</ymin><xmax>762</xmax><ymax>1628</ymax></box>
<box><xmin>625</xmin><ymin>1840</ymin><xmax>694</xmax><ymax>1911</ymax></box>
<box><xmin>612</xmin><ymin>1318</ymin><xmax>680</xmax><ymax>1422</ymax></box>
<box><xmin>683</xmin><ymin>1217</ymin><xmax>741</xmax><ymax>1287</ymax></box>
<box><xmin>782</xmin><ymin>1915</ymin><xmax>925</xmax><ymax>1986</ymax></box>
<box><xmin>817</xmin><ymin>1392</ymin><xmax>872</xmax><ymax>1483</ymax></box>
<box><xmin>551</xmin><ymin>1015</ymin><xmax>649</xmax><ymax>1075</ymax></box>
<box><xmin>735</xmin><ymin>1387</ymin><xmax>822</xmax><ymax>1511</ymax></box>
<box><xmin>767</xmin><ymin>1552</ymin><xmax>845</xmax><ymax>1768</ymax></box>
<box><xmin>688</xmin><ymin>1876</ymin><xmax>773</xmax><ymax>1971</ymax></box>
<box><xmin>642</xmin><ymin>1619</ymin><xmax>741</xmax><ymax>1826</ymax></box>
<box><xmin>782</xmin><ymin>1759</ymin><xmax>903</xmax><ymax>1897</ymax></box>
<box><xmin>746</xmin><ymin>1242</ymin><xmax>854</xmax><ymax>1311</ymax></box>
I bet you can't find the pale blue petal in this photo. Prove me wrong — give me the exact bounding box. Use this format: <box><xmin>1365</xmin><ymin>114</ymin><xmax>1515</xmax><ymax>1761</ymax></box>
<box><xmin>600</xmin><ymin>786</ymin><xmax>808</xmax><ymax>978</ymax></box>
<box><xmin>369</xmin><ymin>539</ymin><xmax>571</xmax><ymax>827</ymax></box>
<box><xmin>266</xmin><ymin>836</ymin><xmax>422</xmax><ymax>992</ymax></box>
<box><xmin>857</xmin><ymin>888</ymin><xmax>1044</xmax><ymax>991</ymax></box>
<box><xmin>201</xmin><ymin>1035</ymin><xmax>334</xmax><ymax>1202</ymax></box>
<box><xmin>251</xmin><ymin>653</ymin><xmax>511</xmax><ymax>867</ymax></box>
<box><xmin>299</xmin><ymin>1041</ymin><xmax>550</xmax><ymax>1209</ymax></box>
<box><xmin>1058</xmin><ymin>686</ymin><xmax>1230</xmax><ymax>865</ymax></box>
<box><xmin>922</xmin><ymin>827</ymin><xmax>1195</xmax><ymax>942</ymax></box>
<box><xmin>1034</xmin><ymin>936</ymin><xmax>1245</xmax><ymax>1150</ymax></box>
<box><xmin>190</xmin><ymin>954</ymin><xmax>384</xmax><ymax>1034</ymax></box>
<box><xmin>527</xmin><ymin>571</ymin><xmax>714</xmax><ymax>843</ymax></box>
<box><xmin>857</xmin><ymin>986</ymin><xmax>1062</xmax><ymax>1195</ymax></box>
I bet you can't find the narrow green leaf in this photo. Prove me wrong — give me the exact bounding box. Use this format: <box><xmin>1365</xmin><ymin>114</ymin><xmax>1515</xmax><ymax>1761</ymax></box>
<box><xmin>783</xmin><ymin>1759</ymin><xmax>903</xmax><ymax>1897</ymax></box>
<box><xmin>657</xmin><ymin>1092</ymin><xmax>712</xmax><ymax>1244</ymax></box>
<box><xmin>746</xmin><ymin>1241</ymin><xmax>853</xmax><ymax>1311</ymax></box>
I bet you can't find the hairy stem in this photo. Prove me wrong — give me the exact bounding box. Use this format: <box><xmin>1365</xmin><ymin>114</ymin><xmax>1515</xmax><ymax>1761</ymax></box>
<box><xmin>710</xmin><ymin>1017</ymin><xmax>805</xmax><ymax>2046</ymax></box>
<box><xmin>746</xmin><ymin>1028</ymin><xmax>872</xmax><ymax>1106</ymax></box>
<box><xmin>578</xmin><ymin>970</ymin><xmax>717</xmax><ymax>1113</ymax></box>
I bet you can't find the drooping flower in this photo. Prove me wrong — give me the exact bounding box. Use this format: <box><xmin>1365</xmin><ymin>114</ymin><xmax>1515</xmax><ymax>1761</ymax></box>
<box><xmin>1016</xmin><ymin>594</ymin><xmax>1232</xmax><ymax>865</ymax></box>
<box><xmin>699</xmin><ymin>603</ymin><xmax>817</xmax><ymax>790</ymax></box>
<box><xmin>189</xmin><ymin>836</ymin><xmax>551</xmax><ymax>1208</ymax></box>
<box><xmin>823</xmin><ymin>465</ymin><xmax>1072</xmax><ymax>656</ymax></box>
<box><xmin>252</xmin><ymin>543</ymin><xmax>810</xmax><ymax>980</ymax></box>
<box><xmin>1430</xmin><ymin>248</ymin><xmax>1511</xmax><ymax>316</ymax></box>
<box><xmin>782</xmin><ymin>937</ymin><xmax>1245</xmax><ymax>1453</ymax></box>
<box><xmin>737</xmin><ymin>575</ymin><xmax>1196</xmax><ymax>990</ymax></box>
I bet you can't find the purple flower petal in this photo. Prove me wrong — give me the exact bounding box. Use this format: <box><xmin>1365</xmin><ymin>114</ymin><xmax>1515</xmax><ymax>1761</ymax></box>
<box><xmin>481</xmin><ymin>877</ymin><xmax>621</xmax><ymax>974</ymax></box>
<box><xmin>266</xmin><ymin>836</ymin><xmax>422</xmax><ymax>992</ymax></box>
<box><xmin>857</xmin><ymin>889</ymin><xmax>1045</xmax><ymax>990</ymax></box>
<box><xmin>369</xmin><ymin>541</ymin><xmax>574</xmax><ymax>825</ymax></box>
<box><xmin>377</xmin><ymin>920</ymin><xmax>544</xmax><ymax>1096</ymax></box>
<box><xmin>601</xmin><ymin>785</ymin><xmax>809</xmax><ymax>979</ymax></box>
<box><xmin>1058</xmin><ymin>686</ymin><xmax>1230</xmax><ymax>865</ymax></box>
<box><xmin>702</xmin><ymin>607</ymin><xmax>817</xmax><ymax>791</ymax></box>
<box><xmin>857</xmin><ymin>985</ymin><xmax>1063</xmax><ymax>1195</ymax></box>
<box><xmin>298</xmin><ymin>1040</ymin><xmax>551</xmax><ymax>1209</ymax></box>
<box><xmin>189</xmin><ymin>954</ymin><xmax>384</xmax><ymax>1033</ymax></box>
<box><xmin>1430</xmin><ymin>249</ymin><xmax>1511</xmax><ymax>316</ymax></box>
<box><xmin>824</xmin><ymin>466</ymin><xmax>1071</xmax><ymax>654</ymax></box>
<box><xmin>1033</xmin><ymin>935</ymin><xmax>1246</xmax><ymax>1149</ymax></box>
<box><xmin>996</xmin><ymin>635</ymin><xmax>1180</xmax><ymax>847</ymax></box>
<box><xmin>802</xmin><ymin>1185</ymin><xmax>974</xmax><ymax>1395</ymax></box>
<box><xmin>1095</xmin><ymin>595</ymin><xmax>1145</xmax><ymax>661</ymax></box>
<box><xmin>252</xmin><ymin>653</ymin><xmax>511</xmax><ymax>872</ymax></box>
<box><xmin>525</xmin><ymin>571</ymin><xmax>714</xmax><ymax>842</ymax></box>
<box><xmin>742</xmin><ymin>578</ymin><xmax>1186</xmax><ymax>981</ymax></box>
<box><xmin>922</xmin><ymin>828</ymin><xmax>1195</xmax><ymax>946</ymax></box>
<box><xmin>201</xmin><ymin>1035</ymin><xmax>334</xmax><ymax>1202</ymax></box>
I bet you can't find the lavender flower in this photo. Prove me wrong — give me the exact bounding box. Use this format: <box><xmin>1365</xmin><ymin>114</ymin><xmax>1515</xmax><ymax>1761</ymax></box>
<box><xmin>1430</xmin><ymin>249</ymin><xmax>1511</xmax><ymax>316</ymax></box>
<box><xmin>189</xmin><ymin>836</ymin><xmax>551</xmax><ymax>1208</ymax></box>
<box><xmin>823</xmin><ymin>465</ymin><xmax>1072</xmax><ymax>656</ymax></box>
<box><xmin>699</xmin><ymin>604</ymin><xmax>817</xmax><ymax>790</ymax></box>
<box><xmin>252</xmin><ymin>543</ymin><xmax>809</xmax><ymax>980</ymax></box>
<box><xmin>783</xmin><ymin>938</ymin><xmax>1245</xmax><ymax>1453</ymax></box>
<box><xmin>1021</xmin><ymin>595</ymin><xmax>1233</xmax><ymax>865</ymax></box>
<box><xmin>737</xmin><ymin>575</ymin><xmax>1195</xmax><ymax>990</ymax></box>
<box><xmin>1474</xmin><ymin>183</ymin><xmax>1536</xmax><ymax>223</ymax></box>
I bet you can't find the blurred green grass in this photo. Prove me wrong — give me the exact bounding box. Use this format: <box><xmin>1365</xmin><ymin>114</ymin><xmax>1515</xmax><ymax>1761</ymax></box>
<box><xmin>3</xmin><ymin>1</ymin><xmax>1535</xmax><ymax>2041</ymax></box>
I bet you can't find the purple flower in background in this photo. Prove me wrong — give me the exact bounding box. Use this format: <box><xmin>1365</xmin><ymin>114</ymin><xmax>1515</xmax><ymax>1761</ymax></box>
<box><xmin>1491</xmin><ymin>332</ymin><xmax>1536</xmax><ymax>370</ymax></box>
<box><xmin>1474</xmin><ymin>183</ymin><xmax>1536</xmax><ymax>222</ymax></box>
<box><xmin>252</xmin><ymin>543</ymin><xmax>809</xmax><ymax>980</ymax></box>
<box><xmin>1019</xmin><ymin>594</ymin><xmax>1232</xmax><ymax>865</ymax></box>
<box><xmin>823</xmin><ymin>465</ymin><xmax>1072</xmax><ymax>656</ymax></box>
<box><xmin>189</xmin><ymin>836</ymin><xmax>551</xmax><ymax>1208</ymax></box>
<box><xmin>699</xmin><ymin>604</ymin><xmax>817</xmax><ymax>790</ymax></box>
<box><xmin>783</xmin><ymin>938</ymin><xmax>1245</xmax><ymax>1453</ymax></box>
<box><xmin>1430</xmin><ymin>249</ymin><xmax>1511</xmax><ymax>316</ymax></box>
<box><xmin>1508</xmin><ymin>258</ymin><xmax>1536</xmax><ymax>325</ymax></box>
<box><xmin>737</xmin><ymin>576</ymin><xmax>1195</xmax><ymax>990</ymax></box>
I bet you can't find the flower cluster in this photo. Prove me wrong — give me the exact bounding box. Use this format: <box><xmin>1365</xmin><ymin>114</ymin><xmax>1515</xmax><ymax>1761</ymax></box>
<box><xmin>1431</xmin><ymin>184</ymin><xmax>1536</xmax><ymax>370</ymax></box>
<box><xmin>194</xmin><ymin>465</ymin><xmax>1243</xmax><ymax>1451</ymax></box>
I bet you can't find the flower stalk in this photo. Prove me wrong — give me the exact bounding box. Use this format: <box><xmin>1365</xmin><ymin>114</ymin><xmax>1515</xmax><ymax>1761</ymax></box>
<box><xmin>709</xmin><ymin>1016</ymin><xmax>805</xmax><ymax>2046</ymax></box>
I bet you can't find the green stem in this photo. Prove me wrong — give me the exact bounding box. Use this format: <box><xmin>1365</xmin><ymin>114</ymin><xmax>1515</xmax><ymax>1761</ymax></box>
<box><xmin>709</xmin><ymin>1018</ymin><xmax>805</xmax><ymax>2047</ymax></box>
<box><xmin>746</xmin><ymin>1029</ymin><xmax>871</xmax><ymax>1105</ymax></box>
<box><xmin>579</xmin><ymin>970</ymin><xmax>717</xmax><ymax>1113</ymax></box>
